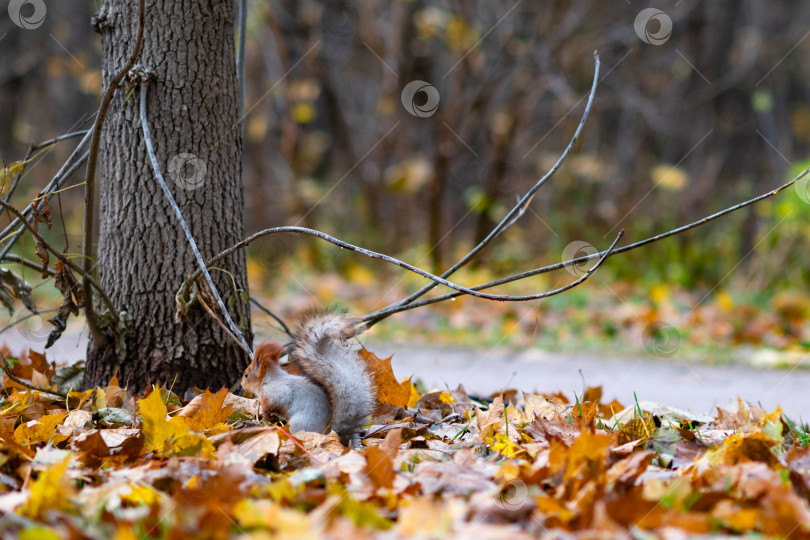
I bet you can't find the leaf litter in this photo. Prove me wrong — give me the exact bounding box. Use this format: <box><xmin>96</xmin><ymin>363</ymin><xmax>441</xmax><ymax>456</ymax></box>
<box><xmin>0</xmin><ymin>346</ymin><xmax>809</xmax><ymax>539</ymax></box>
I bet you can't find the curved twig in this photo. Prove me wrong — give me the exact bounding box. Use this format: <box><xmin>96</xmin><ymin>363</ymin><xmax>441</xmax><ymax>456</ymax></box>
<box><xmin>0</xmin><ymin>200</ymin><xmax>117</xmax><ymax>320</ymax></box>
<box><xmin>139</xmin><ymin>84</ymin><xmax>253</xmax><ymax>357</ymax></box>
<box><xmin>0</xmin><ymin>150</ymin><xmax>90</xmax><ymax>260</ymax></box>
<box><xmin>361</xmin><ymin>164</ymin><xmax>810</xmax><ymax>323</ymax></box>
<box><xmin>249</xmin><ymin>296</ymin><xmax>293</xmax><ymax>338</ymax></box>
<box><xmin>199</xmin><ymin>226</ymin><xmax>622</xmax><ymax>302</ymax></box>
<box><xmin>0</xmin><ymin>309</ymin><xmax>58</xmax><ymax>337</ymax></box>
<box><xmin>381</xmin><ymin>52</ymin><xmax>601</xmax><ymax>313</ymax></box>
<box><xmin>198</xmin><ymin>294</ymin><xmax>243</xmax><ymax>350</ymax></box>
<box><xmin>31</xmin><ymin>130</ymin><xmax>90</xmax><ymax>152</ymax></box>
<box><xmin>81</xmin><ymin>0</ymin><xmax>146</xmax><ymax>347</ymax></box>
<box><xmin>0</xmin><ymin>134</ymin><xmax>91</xmax><ymax>250</ymax></box>
<box><xmin>0</xmin><ymin>352</ymin><xmax>67</xmax><ymax>399</ymax></box>
<box><xmin>1</xmin><ymin>130</ymin><xmax>90</xmax><ymax>206</ymax></box>
<box><xmin>0</xmin><ymin>254</ymin><xmax>56</xmax><ymax>276</ymax></box>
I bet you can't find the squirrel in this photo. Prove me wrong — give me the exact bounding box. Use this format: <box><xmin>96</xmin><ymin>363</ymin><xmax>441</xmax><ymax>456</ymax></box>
<box><xmin>241</xmin><ymin>310</ymin><xmax>375</xmax><ymax>445</ymax></box>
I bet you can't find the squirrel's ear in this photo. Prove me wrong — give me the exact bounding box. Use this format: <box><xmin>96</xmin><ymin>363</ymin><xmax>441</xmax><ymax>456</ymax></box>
<box><xmin>255</xmin><ymin>341</ymin><xmax>284</xmax><ymax>363</ymax></box>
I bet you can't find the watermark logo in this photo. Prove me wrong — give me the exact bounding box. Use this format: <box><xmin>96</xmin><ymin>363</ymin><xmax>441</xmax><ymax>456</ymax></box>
<box><xmin>255</xmin><ymin>237</ymin><xmax>287</xmax><ymax>270</ymax></box>
<box><xmin>795</xmin><ymin>176</ymin><xmax>810</xmax><ymax>204</ymax></box>
<box><xmin>8</xmin><ymin>0</ymin><xmax>46</xmax><ymax>30</ymax></box>
<box><xmin>714</xmin><ymin>89</ymin><xmax>752</xmax><ymax>126</ymax></box>
<box><xmin>486</xmin><ymin>159</ymin><xmax>521</xmax><ymax>195</ymax></box>
<box><xmin>401</xmin><ymin>80</ymin><xmax>440</xmax><ymax>118</ymax></box>
<box><xmin>321</xmin><ymin>1</ymin><xmax>359</xmax><ymax>37</ymax></box>
<box><xmin>15</xmin><ymin>314</ymin><xmax>51</xmax><ymax>343</ymax></box>
<box><xmin>498</xmin><ymin>478</ymin><xmax>529</xmax><ymax>511</ymax></box>
<box><xmin>562</xmin><ymin>241</ymin><xmax>599</xmax><ymax>277</ymax></box>
<box><xmin>643</xmin><ymin>321</ymin><xmax>681</xmax><ymax>357</ymax></box>
<box><xmin>168</xmin><ymin>153</ymin><xmax>207</xmax><ymax>190</ymax></box>
<box><xmin>634</xmin><ymin>8</ymin><xmax>672</xmax><ymax>46</ymax></box>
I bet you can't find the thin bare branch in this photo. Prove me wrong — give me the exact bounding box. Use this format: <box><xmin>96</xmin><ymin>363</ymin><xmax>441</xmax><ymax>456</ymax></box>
<box><xmin>81</xmin><ymin>0</ymin><xmax>146</xmax><ymax>348</ymax></box>
<box><xmin>361</xmin><ymin>164</ymin><xmax>810</xmax><ymax>323</ymax></box>
<box><xmin>198</xmin><ymin>294</ymin><xmax>243</xmax><ymax>350</ymax></box>
<box><xmin>0</xmin><ymin>309</ymin><xmax>58</xmax><ymax>336</ymax></box>
<box><xmin>0</xmin><ymin>254</ymin><xmax>56</xmax><ymax>276</ymax></box>
<box><xmin>0</xmin><ymin>199</ymin><xmax>117</xmax><ymax>320</ymax></box>
<box><xmin>250</xmin><ymin>296</ymin><xmax>293</xmax><ymax>338</ymax></box>
<box><xmin>380</xmin><ymin>52</ymin><xmax>601</xmax><ymax>313</ymax></box>
<box><xmin>139</xmin><ymin>84</ymin><xmax>253</xmax><ymax>357</ymax></box>
<box><xmin>0</xmin><ymin>352</ymin><xmax>67</xmax><ymax>399</ymax></box>
<box><xmin>30</xmin><ymin>130</ymin><xmax>91</xmax><ymax>152</ymax></box>
<box><xmin>201</xmin><ymin>226</ymin><xmax>622</xmax><ymax>302</ymax></box>
<box><xmin>1</xmin><ymin>130</ymin><xmax>90</xmax><ymax>205</ymax></box>
<box><xmin>0</xmin><ymin>123</ymin><xmax>92</xmax><ymax>237</ymax></box>
<box><xmin>0</xmin><ymin>150</ymin><xmax>90</xmax><ymax>260</ymax></box>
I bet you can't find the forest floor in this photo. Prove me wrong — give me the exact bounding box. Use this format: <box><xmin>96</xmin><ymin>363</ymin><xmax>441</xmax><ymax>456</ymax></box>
<box><xmin>4</xmin><ymin>329</ymin><xmax>808</xmax><ymax>420</ymax></box>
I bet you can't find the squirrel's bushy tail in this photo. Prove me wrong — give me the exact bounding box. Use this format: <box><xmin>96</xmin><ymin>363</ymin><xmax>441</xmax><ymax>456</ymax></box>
<box><xmin>291</xmin><ymin>310</ymin><xmax>374</xmax><ymax>444</ymax></box>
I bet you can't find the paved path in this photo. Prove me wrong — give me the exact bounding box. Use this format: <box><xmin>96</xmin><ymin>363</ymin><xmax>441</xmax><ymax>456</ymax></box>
<box><xmin>3</xmin><ymin>329</ymin><xmax>808</xmax><ymax>418</ymax></box>
<box><xmin>370</xmin><ymin>343</ymin><xmax>810</xmax><ymax>419</ymax></box>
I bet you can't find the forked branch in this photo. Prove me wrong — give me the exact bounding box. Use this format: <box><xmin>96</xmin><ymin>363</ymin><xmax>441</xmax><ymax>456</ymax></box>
<box><xmin>199</xmin><ymin>227</ymin><xmax>623</xmax><ymax>302</ymax></box>
<box><xmin>361</xmin><ymin>164</ymin><xmax>810</xmax><ymax>323</ymax></box>
<box><xmin>0</xmin><ymin>199</ymin><xmax>117</xmax><ymax>319</ymax></box>
<box><xmin>383</xmin><ymin>52</ymin><xmax>601</xmax><ymax>312</ymax></box>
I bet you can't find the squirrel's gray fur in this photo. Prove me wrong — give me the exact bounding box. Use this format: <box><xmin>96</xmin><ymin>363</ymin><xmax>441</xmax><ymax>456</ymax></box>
<box><xmin>290</xmin><ymin>310</ymin><xmax>374</xmax><ymax>445</ymax></box>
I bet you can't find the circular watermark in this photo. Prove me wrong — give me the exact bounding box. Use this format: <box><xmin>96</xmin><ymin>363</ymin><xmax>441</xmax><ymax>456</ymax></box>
<box><xmin>15</xmin><ymin>314</ymin><xmax>52</xmax><ymax>344</ymax></box>
<box><xmin>254</xmin><ymin>237</ymin><xmax>287</xmax><ymax>271</ymax></box>
<box><xmin>714</xmin><ymin>89</ymin><xmax>752</xmax><ymax>126</ymax></box>
<box><xmin>642</xmin><ymin>321</ymin><xmax>680</xmax><ymax>358</ymax></box>
<box><xmin>168</xmin><ymin>153</ymin><xmax>207</xmax><ymax>191</ymax></box>
<box><xmin>487</xmin><ymin>160</ymin><xmax>521</xmax><ymax>196</ymax></box>
<box><xmin>401</xmin><ymin>80</ymin><xmax>440</xmax><ymax>118</ymax></box>
<box><xmin>634</xmin><ymin>8</ymin><xmax>672</xmax><ymax>46</ymax></box>
<box><xmin>498</xmin><ymin>478</ymin><xmax>529</xmax><ymax>511</ymax></box>
<box><xmin>8</xmin><ymin>0</ymin><xmax>46</xmax><ymax>30</ymax></box>
<box><xmin>321</xmin><ymin>1</ymin><xmax>359</xmax><ymax>37</ymax></box>
<box><xmin>562</xmin><ymin>241</ymin><xmax>599</xmax><ymax>277</ymax></box>
<box><xmin>795</xmin><ymin>176</ymin><xmax>810</xmax><ymax>204</ymax></box>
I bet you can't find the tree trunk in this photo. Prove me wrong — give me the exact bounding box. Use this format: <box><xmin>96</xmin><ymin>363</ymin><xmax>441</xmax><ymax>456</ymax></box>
<box><xmin>84</xmin><ymin>0</ymin><xmax>252</xmax><ymax>392</ymax></box>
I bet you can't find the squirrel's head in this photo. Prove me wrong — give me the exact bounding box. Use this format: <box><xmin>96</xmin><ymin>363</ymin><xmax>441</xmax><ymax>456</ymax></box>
<box><xmin>241</xmin><ymin>341</ymin><xmax>283</xmax><ymax>393</ymax></box>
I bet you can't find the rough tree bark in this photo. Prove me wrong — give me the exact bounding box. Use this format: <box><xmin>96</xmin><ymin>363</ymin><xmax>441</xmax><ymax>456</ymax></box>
<box><xmin>84</xmin><ymin>0</ymin><xmax>252</xmax><ymax>391</ymax></box>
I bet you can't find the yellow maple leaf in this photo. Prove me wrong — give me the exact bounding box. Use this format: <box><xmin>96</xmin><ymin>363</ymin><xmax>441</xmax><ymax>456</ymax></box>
<box><xmin>650</xmin><ymin>283</ymin><xmax>668</xmax><ymax>305</ymax></box>
<box><xmin>139</xmin><ymin>390</ymin><xmax>214</xmax><ymax>457</ymax></box>
<box><xmin>178</xmin><ymin>387</ymin><xmax>233</xmax><ymax>432</ymax></box>
<box><xmin>139</xmin><ymin>389</ymin><xmax>172</xmax><ymax>453</ymax></box>
<box><xmin>14</xmin><ymin>411</ymin><xmax>68</xmax><ymax>446</ymax></box>
<box><xmin>20</xmin><ymin>455</ymin><xmax>74</xmax><ymax>519</ymax></box>
<box><xmin>67</xmin><ymin>389</ymin><xmax>94</xmax><ymax>401</ymax></box>
<box><xmin>562</xmin><ymin>431</ymin><xmax>612</xmax><ymax>481</ymax></box>
<box><xmin>167</xmin><ymin>427</ymin><xmax>214</xmax><ymax>456</ymax></box>
<box><xmin>233</xmin><ymin>498</ymin><xmax>313</xmax><ymax>533</ymax></box>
